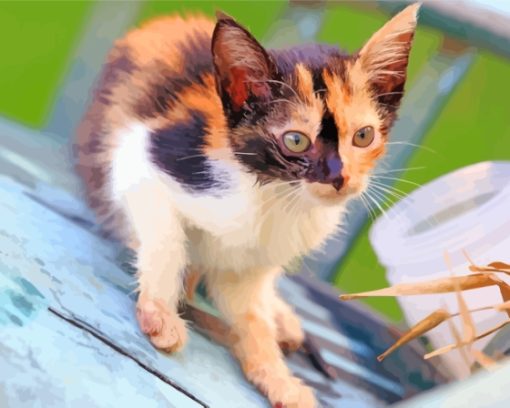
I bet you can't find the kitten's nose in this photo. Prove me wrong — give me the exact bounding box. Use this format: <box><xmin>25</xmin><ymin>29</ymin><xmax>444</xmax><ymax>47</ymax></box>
<box><xmin>331</xmin><ymin>177</ymin><xmax>344</xmax><ymax>191</ymax></box>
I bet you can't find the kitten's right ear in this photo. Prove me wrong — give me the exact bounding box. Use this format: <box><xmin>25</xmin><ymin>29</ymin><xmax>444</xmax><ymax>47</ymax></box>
<box><xmin>212</xmin><ymin>12</ymin><xmax>274</xmax><ymax>113</ymax></box>
<box><xmin>355</xmin><ymin>3</ymin><xmax>420</xmax><ymax>107</ymax></box>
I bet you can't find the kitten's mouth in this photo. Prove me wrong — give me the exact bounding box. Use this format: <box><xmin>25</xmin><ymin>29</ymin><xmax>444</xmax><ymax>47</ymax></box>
<box><xmin>303</xmin><ymin>180</ymin><xmax>357</xmax><ymax>206</ymax></box>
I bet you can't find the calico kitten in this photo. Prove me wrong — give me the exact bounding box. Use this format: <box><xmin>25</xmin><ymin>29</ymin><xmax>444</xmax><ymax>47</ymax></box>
<box><xmin>75</xmin><ymin>4</ymin><xmax>419</xmax><ymax>407</ymax></box>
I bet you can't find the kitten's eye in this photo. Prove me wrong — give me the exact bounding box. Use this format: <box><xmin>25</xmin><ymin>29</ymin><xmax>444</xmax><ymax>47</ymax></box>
<box><xmin>282</xmin><ymin>131</ymin><xmax>311</xmax><ymax>153</ymax></box>
<box><xmin>353</xmin><ymin>126</ymin><xmax>375</xmax><ymax>148</ymax></box>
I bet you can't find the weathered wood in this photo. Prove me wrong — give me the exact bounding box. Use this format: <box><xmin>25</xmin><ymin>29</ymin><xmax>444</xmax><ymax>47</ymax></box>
<box><xmin>395</xmin><ymin>358</ymin><xmax>510</xmax><ymax>408</ymax></box>
<box><xmin>0</xmin><ymin>282</ymin><xmax>202</xmax><ymax>408</ymax></box>
<box><xmin>0</xmin><ymin>170</ymin><xmax>445</xmax><ymax>406</ymax></box>
<box><xmin>0</xmin><ymin>176</ymin><xmax>268</xmax><ymax>407</ymax></box>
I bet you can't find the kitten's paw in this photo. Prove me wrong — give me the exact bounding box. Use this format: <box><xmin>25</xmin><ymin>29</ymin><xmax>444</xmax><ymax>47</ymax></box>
<box><xmin>244</xmin><ymin>362</ymin><xmax>316</xmax><ymax>408</ymax></box>
<box><xmin>136</xmin><ymin>297</ymin><xmax>188</xmax><ymax>353</ymax></box>
<box><xmin>268</xmin><ymin>377</ymin><xmax>316</xmax><ymax>408</ymax></box>
<box><xmin>275</xmin><ymin>303</ymin><xmax>304</xmax><ymax>353</ymax></box>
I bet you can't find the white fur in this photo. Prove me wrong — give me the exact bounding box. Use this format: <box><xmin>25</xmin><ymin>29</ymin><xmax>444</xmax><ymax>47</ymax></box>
<box><xmin>111</xmin><ymin>123</ymin><xmax>346</xmax><ymax>296</ymax></box>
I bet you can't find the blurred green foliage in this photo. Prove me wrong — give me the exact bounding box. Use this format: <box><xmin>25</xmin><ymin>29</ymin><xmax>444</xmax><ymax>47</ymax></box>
<box><xmin>139</xmin><ymin>0</ymin><xmax>284</xmax><ymax>38</ymax></box>
<box><xmin>0</xmin><ymin>1</ymin><xmax>95</xmax><ymax>127</ymax></box>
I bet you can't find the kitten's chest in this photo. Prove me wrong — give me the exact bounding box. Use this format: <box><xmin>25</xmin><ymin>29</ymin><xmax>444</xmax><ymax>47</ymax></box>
<box><xmin>184</xmin><ymin>184</ymin><xmax>344</xmax><ymax>271</ymax></box>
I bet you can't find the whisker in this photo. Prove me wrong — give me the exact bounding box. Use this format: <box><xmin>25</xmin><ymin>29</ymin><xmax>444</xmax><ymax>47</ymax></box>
<box><xmin>258</xmin><ymin>182</ymin><xmax>299</xmax><ymax>208</ymax></box>
<box><xmin>372</xmin><ymin>166</ymin><xmax>425</xmax><ymax>175</ymax></box>
<box><xmin>372</xmin><ymin>175</ymin><xmax>422</xmax><ymax>188</ymax></box>
<box><xmin>283</xmin><ymin>187</ymin><xmax>303</xmax><ymax>213</ymax></box>
<box><xmin>259</xmin><ymin>187</ymin><xmax>301</xmax><ymax>226</ymax></box>
<box><xmin>367</xmin><ymin>184</ymin><xmax>401</xmax><ymax>205</ymax></box>
<box><xmin>257</xmin><ymin>180</ymin><xmax>300</xmax><ymax>193</ymax></box>
<box><xmin>359</xmin><ymin>193</ymin><xmax>376</xmax><ymax>221</ymax></box>
<box><xmin>373</xmin><ymin>91</ymin><xmax>404</xmax><ymax>99</ymax></box>
<box><xmin>386</xmin><ymin>142</ymin><xmax>436</xmax><ymax>154</ymax></box>
<box><xmin>282</xmin><ymin>192</ymin><xmax>299</xmax><ymax>216</ymax></box>
<box><xmin>247</xmin><ymin>79</ymin><xmax>304</xmax><ymax>104</ymax></box>
<box><xmin>369</xmin><ymin>181</ymin><xmax>408</xmax><ymax>201</ymax></box>
<box><xmin>263</xmin><ymin>98</ymin><xmax>300</xmax><ymax>109</ymax></box>
<box><xmin>176</xmin><ymin>154</ymin><xmax>206</xmax><ymax>161</ymax></box>
<box><xmin>363</xmin><ymin>189</ymin><xmax>389</xmax><ymax>220</ymax></box>
<box><xmin>366</xmin><ymin>186</ymin><xmax>395</xmax><ymax>209</ymax></box>
<box><xmin>370</xmin><ymin>179</ymin><xmax>410</xmax><ymax>197</ymax></box>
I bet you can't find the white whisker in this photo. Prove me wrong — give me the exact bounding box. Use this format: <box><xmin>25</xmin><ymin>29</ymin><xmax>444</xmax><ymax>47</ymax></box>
<box><xmin>367</xmin><ymin>185</ymin><xmax>398</xmax><ymax>207</ymax></box>
<box><xmin>264</xmin><ymin>98</ymin><xmax>300</xmax><ymax>109</ymax></box>
<box><xmin>373</xmin><ymin>166</ymin><xmax>425</xmax><ymax>175</ymax></box>
<box><xmin>372</xmin><ymin>175</ymin><xmax>422</xmax><ymax>188</ymax></box>
<box><xmin>359</xmin><ymin>193</ymin><xmax>376</xmax><ymax>221</ymax></box>
<box><xmin>386</xmin><ymin>141</ymin><xmax>436</xmax><ymax>154</ymax></box>
<box><xmin>233</xmin><ymin>152</ymin><xmax>258</xmax><ymax>156</ymax></box>
<box><xmin>364</xmin><ymin>189</ymin><xmax>389</xmax><ymax>220</ymax></box>
<box><xmin>373</xmin><ymin>91</ymin><xmax>404</xmax><ymax>99</ymax></box>
<box><xmin>369</xmin><ymin>181</ymin><xmax>408</xmax><ymax>201</ymax></box>
<box><xmin>176</xmin><ymin>154</ymin><xmax>206</xmax><ymax>161</ymax></box>
<box><xmin>248</xmin><ymin>79</ymin><xmax>304</xmax><ymax>105</ymax></box>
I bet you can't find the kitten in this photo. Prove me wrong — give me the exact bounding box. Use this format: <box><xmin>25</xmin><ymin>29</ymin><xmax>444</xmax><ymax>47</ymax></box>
<box><xmin>75</xmin><ymin>4</ymin><xmax>419</xmax><ymax>407</ymax></box>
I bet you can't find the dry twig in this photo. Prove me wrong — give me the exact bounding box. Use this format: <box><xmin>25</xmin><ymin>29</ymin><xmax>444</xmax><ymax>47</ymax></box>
<box><xmin>340</xmin><ymin>254</ymin><xmax>510</xmax><ymax>368</ymax></box>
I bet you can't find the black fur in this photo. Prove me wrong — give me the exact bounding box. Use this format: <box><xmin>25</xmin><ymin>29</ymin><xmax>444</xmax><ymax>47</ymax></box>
<box><xmin>270</xmin><ymin>44</ymin><xmax>344</xmax><ymax>76</ymax></box>
<box><xmin>150</xmin><ymin>110</ymin><xmax>227</xmax><ymax>193</ymax></box>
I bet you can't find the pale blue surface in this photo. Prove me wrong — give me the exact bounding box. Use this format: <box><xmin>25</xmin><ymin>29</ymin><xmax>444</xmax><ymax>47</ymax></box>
<box><xmin>0</xmin><ymin>176</ymin><xmax>268</xmax><ymax>407</ymax></box>
<box><xmin>0</xmin><ymin>172</ymin><xmax>389</xmax><ymax>407</ymax></box>
<box><xmin>0</xmin><ymin>284</ymin><xmax>200</xmax><ymax>408</ymax></box>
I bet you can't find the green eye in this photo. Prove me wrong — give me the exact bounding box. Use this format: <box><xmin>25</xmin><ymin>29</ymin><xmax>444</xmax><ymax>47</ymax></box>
<box><xmin>353</xmin><ymin>126</ymin><xmax>375</xmax><ymax>148</ymax></box>
<box><xmin>282</xmin><ymin>131</ymin><xmax>311</xmax><ymax>153</ymax></box>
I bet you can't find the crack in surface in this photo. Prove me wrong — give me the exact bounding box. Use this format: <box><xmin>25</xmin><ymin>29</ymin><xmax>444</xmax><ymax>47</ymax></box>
<box><xmin>47</xmin><ymin>306</ymin><xmax>208</xmax><ymax>408</ymax></box>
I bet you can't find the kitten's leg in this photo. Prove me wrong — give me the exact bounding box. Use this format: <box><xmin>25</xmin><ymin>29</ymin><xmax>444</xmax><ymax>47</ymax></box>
<box><xmin>122</xmin><ymin>183</ymin><xmax>188</xmax><ymax>352</ymax></box>
<box><xmin>266</xmin><ymin>269</ymin><xmax>305</xmax><ymax>353</ymax></box>
<box><xmin>273</xmin><ymin>295</ymin><xmax>305</xmax><ymax>353</ymax></box>
<box><xmin>207</xmin><ymin>270</ymin><xmax>316</xmax><ymax>408</ymax></box>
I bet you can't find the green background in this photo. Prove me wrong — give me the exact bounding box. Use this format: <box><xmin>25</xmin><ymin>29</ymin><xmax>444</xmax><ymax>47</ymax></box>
<box><xmin>1</xmin><ymin>1</ymin><xmax>509</xmax><ymax>323</ymax></box>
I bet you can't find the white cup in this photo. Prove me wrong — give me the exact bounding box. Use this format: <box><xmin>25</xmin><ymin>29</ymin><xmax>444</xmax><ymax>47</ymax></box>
<box><xmin>370</xmin><ymin>161</ymin><xmax>510</xmax><ymax>378</ymax></box>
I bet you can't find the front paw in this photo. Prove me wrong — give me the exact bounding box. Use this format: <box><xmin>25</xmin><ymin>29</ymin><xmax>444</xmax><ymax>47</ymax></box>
<box><xmin>267</xmin><ymin>376</ymin><xmax>316</xmax><ymax>408</ymax></box>
<box><xmin>275</xmin><ymin>302</ymin><xmax>305</xmax><ymax>353</ymax></box>
<box><xmin>136</xmin><ymin>297</ymin><xmax>188</xmax><ymax>353</ymax></box>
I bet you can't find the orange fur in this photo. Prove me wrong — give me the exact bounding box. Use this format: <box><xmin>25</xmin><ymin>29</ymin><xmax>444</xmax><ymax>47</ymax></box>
<box><xmin>295</xmin><ymin>64</ymin><xmax>314</xmax><ymax>104</ymax></box>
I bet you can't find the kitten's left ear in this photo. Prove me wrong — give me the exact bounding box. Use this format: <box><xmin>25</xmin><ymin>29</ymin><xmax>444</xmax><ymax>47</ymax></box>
<box><xmin>212</xmin><ymin>12</ymin><xmax>275</xmax><ymax>113</ymax></box>
<box><xmin>356</xmin><ymin>3</ymin><xmax>420</xmax><ymax>106</ymax></box>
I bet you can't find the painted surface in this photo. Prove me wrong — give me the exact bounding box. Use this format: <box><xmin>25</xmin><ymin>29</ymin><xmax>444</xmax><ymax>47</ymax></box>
<box><xmin>0</xmin><ymin>174</ymin><xmax>444</xmax><ymax>406</ymax></box>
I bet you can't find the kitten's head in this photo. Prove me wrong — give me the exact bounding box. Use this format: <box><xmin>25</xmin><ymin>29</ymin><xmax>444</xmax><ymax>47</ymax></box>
<box><xmin>212</xmin><ymin>4</ymin><xmax>419</xmax><ymax>205</ymax></box>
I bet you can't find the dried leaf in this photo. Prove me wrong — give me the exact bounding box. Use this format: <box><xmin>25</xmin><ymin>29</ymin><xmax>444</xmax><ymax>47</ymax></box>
<box><xmin>472</xmin><ymin>349</ymin><xmax>498</xmax><ymax>371</ymax></box>
<box><xmin>488</xmin><ymin>261</ymin><xmax>510</xmax><ymax>270</ymax></box>
<box><xmin>462</xmin><ymin>250</ymin><xmax>476</xmax><ymax>267</ymax></box>
<box><xmin>377</xmin><ymin>309</ymin><xmax>450</xmax><ymax>362</ymax></box>
<box><xmin>424</xmin><ymin>320</ymin><xmax>510</xmax><ymax>360</ymax></box>
<box><xmin>469</xmin><ymin>265</ymin><xmax>510</xmax><ymax>276</ymax></box>
<box><xmin>339</xmin><ymin>274</ymin><xmax>497</xmax><ymax>300</ymax></box>
<box><xmin>444</xmin><ymin>302</ymin><xmax>472</xmax><ymax>369</ymax></box>
<box><xmin>342</xmin><ymin>251</ymin><xmax>510</xmax><ymax>365</ymax></box>
<box><xmin>494</xmin><ymin>278</ymin><xmax>510</xmax><ymax>318</ymax></box>
<box><xmin>423</xmin><ymin>343</ymin><xmax>457</xmax><ymax>359</ymax></box>
<box><xmin>478</xmin><ymin>320</ymin><xmax>510</xmax><ymax>339</ymax></box>
<box><xmin>464</xmin><ymin>251</ymin><xmax>510</xmax><ymax>275</ymax></box>
<box><xmin>444</xmin><ymin>252</ymin><xmax>476</xmax><ymax>343</ymax></box>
